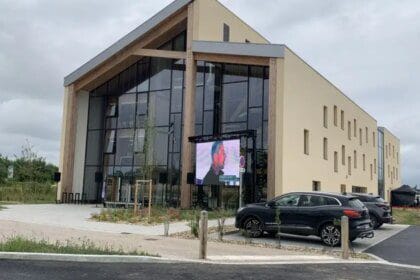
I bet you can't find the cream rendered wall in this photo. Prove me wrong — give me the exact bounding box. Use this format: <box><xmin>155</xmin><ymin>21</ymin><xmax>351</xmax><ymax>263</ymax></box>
<box><xmin>279</xmin><ymin>47</ymin><xmax>378</xmax><ymax>196</ymax></box>
<box><xmin>382</xmin><ymin>127</ymin><xmax>401</xmax><ymax>200</ymax></box>
<box><xmin>192</xmin><ymin>0</ymin><xmax>269</xmax><ymax>44</ymax></box>
<box><xmin>72</xmin><ymin>91</ymin><xmax>89</xmax><ymax>195</ymax></box>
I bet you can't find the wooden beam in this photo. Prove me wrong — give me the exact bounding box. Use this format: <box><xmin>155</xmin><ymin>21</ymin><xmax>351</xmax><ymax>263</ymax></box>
<box><xmin>74</xmin><ymin>8</ymin><xmax>188</xmax><ymax>92</ymax></box>
<box><xmin>57</xmin><ymin>85</ymin><xmax>77</xmax><ymax>201</ymax></box>
<box><xmin>194</xmin><ymin>52</ymin><xmax>269</xmax><ymax>66</ymax></box>
<box><xmin>180</xmin><ymin>2</ymin><xmax>195</xmax><ymax>209</ymax></box>
<box><xmin>132</xmin><ymin>49</ymin><xmax>186</xmax><ymax>60</ymax></box>
<box><xmin>267</xmin><ymin>58</ymin><xmax>277</xmax><ymax>200</ymax></box>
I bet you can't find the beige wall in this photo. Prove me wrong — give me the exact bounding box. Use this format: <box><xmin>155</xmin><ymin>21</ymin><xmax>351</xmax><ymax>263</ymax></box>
<box><xmin>72</xmin><ymin>91</ymin><xmax>89</xmax><ymax>195</ymax></box>
<box><xmin>278</xmin><ymin>47</ymin><xmax>378</xmax><ymax>196</ymax></box>
<box><xmin>381</xmin><ymin>127</ymin><xmax>401</xmax><ymax>200</ymax></box>
<box><xmin>192</xmin><ymin>0</ymin><xmax>269</xmax><ymax>44</ymax></box>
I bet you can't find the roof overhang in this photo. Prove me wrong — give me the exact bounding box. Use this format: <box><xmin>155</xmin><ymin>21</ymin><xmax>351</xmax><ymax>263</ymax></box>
<box><xmin>64</xmin><ymin>0</ymin><xmax>192</xmax><ymax>87</ymax></box>
<box><xmin>192</xmin><ymin>41</ymin><xmax>285</xmax><ymax>58</ymax></box>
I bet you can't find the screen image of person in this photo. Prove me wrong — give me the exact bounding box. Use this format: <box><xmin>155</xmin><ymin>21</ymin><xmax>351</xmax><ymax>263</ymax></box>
<box><xmin>202</xmin><ymin>141</ymin><xmax>225</xmax><ymax>185</ymax></box>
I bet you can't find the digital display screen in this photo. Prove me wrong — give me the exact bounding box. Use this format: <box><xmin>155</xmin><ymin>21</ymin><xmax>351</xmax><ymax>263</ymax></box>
<box><xmin>195</xmin><ymin>139</ymin><xmax>240</xmax><ymax>186</ymax></box>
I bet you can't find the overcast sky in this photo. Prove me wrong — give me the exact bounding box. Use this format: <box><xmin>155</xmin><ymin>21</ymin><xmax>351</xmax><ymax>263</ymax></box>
<box><xmin>0</xmin><ymin>0</ymin><xmax>419</xmax><ymax>186</ymax></box>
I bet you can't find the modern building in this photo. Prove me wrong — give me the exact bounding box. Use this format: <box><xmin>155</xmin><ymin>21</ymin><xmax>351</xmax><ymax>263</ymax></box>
<box><xmin>58</xmin><ymin>0</ymin><xmax>401</xmax><ymax>208</ymax></box>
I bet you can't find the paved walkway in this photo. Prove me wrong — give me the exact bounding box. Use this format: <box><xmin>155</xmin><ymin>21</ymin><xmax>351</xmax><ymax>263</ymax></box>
<box><xmin>0</xmin><ymin>204</ymin><xmax>234</xmax><ymax>235</ymax></box>
<box><xmin>0</xmin><ymin>219</ymin><xmax>318</xmax><ymax>261</ymax></box>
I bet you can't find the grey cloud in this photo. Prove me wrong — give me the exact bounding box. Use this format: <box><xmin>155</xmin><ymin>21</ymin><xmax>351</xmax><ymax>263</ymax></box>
<box><xmin>0</xmin><ymin>0</ymin><xmax>419</xmax><ymax>186</ymax></box>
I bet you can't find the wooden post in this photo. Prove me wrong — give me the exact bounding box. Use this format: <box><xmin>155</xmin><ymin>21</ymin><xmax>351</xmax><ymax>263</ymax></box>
<box><xmin>199</xmin><ymin>210</ymin><xmax>208</xmax><ymax>259</ymax></box>
<box><xmin>134</xmin><ymin>181</ymin><xmax>139</xmax><ymax>215</ymax></box>
<box><xmin>148</xmin><ymin>180</ymin><xmax>152</xmax><ymax>222</ymax></box>
<box><xmin>341</xmin><ymin>216</ymin><xmax>350</xmax><ymax>259</ymax></box>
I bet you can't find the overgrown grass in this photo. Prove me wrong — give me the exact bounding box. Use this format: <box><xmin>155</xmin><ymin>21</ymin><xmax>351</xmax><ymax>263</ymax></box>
<box><xmin>393</xmin><ymin>207</ymin><xmax>420</xmax><ymax>225</ymax></box>
<box><xmin>91</xmin><ymin>207</ymin><xmax>235</xmax><ymax>225</ymax></box>
<box><xmin>0</xmin><ymin>182</ymin><xmax>56</xmax><ymax>204</ymax></box>
<box><xmin>0</xmin><ymin>236</ymin><xmax>158</xmax><ymax>256</ymax></box>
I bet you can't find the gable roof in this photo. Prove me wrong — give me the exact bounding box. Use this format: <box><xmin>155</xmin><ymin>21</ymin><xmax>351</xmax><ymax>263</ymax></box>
<box><xmin>64</xmin><ymin>0</ymin><xmax>192</xmax><ymax>87</ymax></box>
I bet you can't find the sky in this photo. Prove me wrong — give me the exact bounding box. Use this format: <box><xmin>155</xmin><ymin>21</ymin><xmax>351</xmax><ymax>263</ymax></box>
<box><xmin>0</xmin><ymin>0</ymin><xmax>419</xmax><ymax>186</ymax></box>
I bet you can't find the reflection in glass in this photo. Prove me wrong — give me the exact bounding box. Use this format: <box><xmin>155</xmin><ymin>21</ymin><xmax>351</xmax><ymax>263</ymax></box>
<box><xmin>150</xmin><ymin>58</ymin><xmax>171</xmax><ymax>91</ymax></box>
<box><xmin>118</xmin><ymin>94</ymin><xmax>136</xmax><ymax>128</ymax></box>
<box><xmin>104</xmin><ymin>130</ymin><xmax>116</xmax><ymax>154</ymax></box>
<box><xmin>222</xmin><ymin>82</ymin><xmax>247</xmax><ymax>123</ymax></box>
<box><xmin>149</xmin><ymin>90</ymin><xmax>170</xmax><ymax>126</ymax></box>
<box><xmin>115</xmin><ymin>129</ymin><xmax>134</xmax><ymax>165</ymax></box>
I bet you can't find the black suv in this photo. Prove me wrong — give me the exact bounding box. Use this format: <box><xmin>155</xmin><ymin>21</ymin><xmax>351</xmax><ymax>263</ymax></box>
<box><xmin>235</xmin><ymin>192</ymin><xmax>374</xmax><ymax>246</ymax></box>
<box><xmin>348</xmin><ymin>193</ymin><xmax>392</xmax><ymax>229</ymax></box>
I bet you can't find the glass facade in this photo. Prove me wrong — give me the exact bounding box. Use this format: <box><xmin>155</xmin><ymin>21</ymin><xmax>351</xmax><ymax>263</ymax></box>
<box><xmin>83</xmin><ymin>32</ymin><xmax>269</xmax><ymax>206</ymax></box>
<box><xmin>83</xmin><ymin>32</ymin><xmax>186</xmax><ymax>205</ymax></box>
<box><xmin>195</xmin><ymin>62</ymin><xmax>269</xmax><ymax>206</ymax></box>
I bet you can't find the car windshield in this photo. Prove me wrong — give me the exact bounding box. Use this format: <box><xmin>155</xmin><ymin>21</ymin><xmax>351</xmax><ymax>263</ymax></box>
<box><xmin>348</xmin><ymin>198</ymin><xmax>365</xmax><ymax>209</ymax></box>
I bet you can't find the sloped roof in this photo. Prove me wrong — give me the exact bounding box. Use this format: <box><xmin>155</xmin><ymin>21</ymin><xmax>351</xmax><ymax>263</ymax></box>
<box><xmin>64</xmin><ymin>0</ymin><xmax>192</xmax><ymax>87</ymax></box>
<box><xmin>392</xmin><ymin>185</ymin><xmax>416</xmax><ymax>194</ymax></box>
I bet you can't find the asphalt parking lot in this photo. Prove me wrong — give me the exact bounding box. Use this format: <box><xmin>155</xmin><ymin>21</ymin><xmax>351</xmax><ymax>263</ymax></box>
<box><xmin>219</xmin><ymin>223</ymin><xmax>409</xmax><ymax>253</ymax></box>
<box><xmin>366</xmin><ymin>226</ymin><xmax>420</xmax><ymax>266</ymax></box>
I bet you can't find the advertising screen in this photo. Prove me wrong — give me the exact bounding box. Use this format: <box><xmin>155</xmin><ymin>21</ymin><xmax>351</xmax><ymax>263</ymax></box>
<box><xmin>195</xmin><ymin>139</ymin><xmax>240</xmax><ymax>186</ymax></box>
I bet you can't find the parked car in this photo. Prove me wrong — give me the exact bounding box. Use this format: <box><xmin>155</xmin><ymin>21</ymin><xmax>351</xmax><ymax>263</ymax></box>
<box><xmin>348</xmin><ymin>193</ymin><xmax>392</xmax><ymax>229</ymax></box>
<box><xmin>235</xmin><ymin>192</ymin><xmax>374</xmax><ymax>246</ymax></box>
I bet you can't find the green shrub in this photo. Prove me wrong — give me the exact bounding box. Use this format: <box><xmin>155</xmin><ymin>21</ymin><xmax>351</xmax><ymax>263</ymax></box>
<box><xmin>0</xmin><ymin>182</ymin><xmax>56</xmax><ymax>203</ymax></box>
<box><xmin>0</xmin><ymin>236</ymin><xmax>158</xmax><ymax>256</ymax></box>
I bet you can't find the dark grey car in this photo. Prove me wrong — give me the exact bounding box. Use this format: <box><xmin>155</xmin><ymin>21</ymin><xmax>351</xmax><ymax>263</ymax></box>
<box><xmin>348</xmin><ymin>193</ymin><xmax>392</xmax><ymax>229</ymax></box>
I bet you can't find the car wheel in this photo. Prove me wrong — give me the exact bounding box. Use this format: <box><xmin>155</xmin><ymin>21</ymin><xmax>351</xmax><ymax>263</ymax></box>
<box><xmin>243</xmin><ymin>217</ymin><xmax>263</xmax><ymax>238</ymax></box>
<box><xmin>370</xmin><ymin>215</ymin><xmax>380</xmax><ymax>229</ymax></box>
<box><xmin>320</xmin><ymin>224</ymin><xmax>341</xmax><ymax>247</ymax></box>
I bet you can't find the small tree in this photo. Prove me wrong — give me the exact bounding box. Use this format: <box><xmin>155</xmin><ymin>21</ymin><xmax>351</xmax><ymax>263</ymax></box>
<box><xmin>0</xmin><ymin>154</ymin><xmax>10</xmax><ymax>184</ymax></box>
<box><xmin>275</xmin><ymin>207</ymin><xmax>281</xmax><ymax>248</ymax></box>
<box><xmin>13</xmin><ymin>140</ymin><xmax>57</xmax><ymax>183</ymax></box>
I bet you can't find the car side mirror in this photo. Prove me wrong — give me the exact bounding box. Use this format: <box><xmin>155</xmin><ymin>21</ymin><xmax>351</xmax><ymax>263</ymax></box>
<box><xmin>267</xmin><ymin>201</ymin><xmax>276</xmax><ymax>208</ymax></box>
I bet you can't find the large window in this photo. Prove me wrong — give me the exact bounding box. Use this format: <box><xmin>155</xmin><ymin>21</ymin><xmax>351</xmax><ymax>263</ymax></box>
<box><xmin>84</xmin><ymin>31</ymin><xmax>186</xmax><ymax>203</ymax></box>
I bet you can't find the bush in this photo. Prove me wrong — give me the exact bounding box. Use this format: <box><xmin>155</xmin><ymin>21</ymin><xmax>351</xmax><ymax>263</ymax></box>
<box><xmin>0</xmin><ymin>182</ymin><xmax>56</xmax><ymax>203</ymax></box>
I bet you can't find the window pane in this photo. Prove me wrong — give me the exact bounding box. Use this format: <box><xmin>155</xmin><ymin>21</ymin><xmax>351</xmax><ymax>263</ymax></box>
<box><xmin>222</xmin><ymin>122</ymin><xmax>246</xmax><ymax>133</ymax></box>
<box><xmin>223</xmin><ymin>64</ymin><xmax>248</xmax><ymax>83</ymax></box>
<box><xmin>137</xmin><ymin>61</ymin><xmax>150</xmax><ymax>92</ymax></box>
<box><xmin>172</xmin><ymin>63</ymin><xmax>185</xmax><ymax>90</ymax></box>
<box><xmin>137</xmin><ymin>93</ymin><xmax>147</xmax><ymax>115</ymax></box>
<box><xmin>106</xmin><ymin>96</ymin><xmax>117</xmax><ymax>117</ymax></box>
<box><xmin>115</xmin><ymin>129</ymin><xmax>134</xmax><ymax>165</ymax></box>
<box><xmin>204</xmin><ymin>62</ymin><xmax>217</xmax><ymax>110</ymax></box>
<box><xmin>196</xmin><ymin>61</ymin><xmax>205</xmax><ymax>86</ymax></box>
<box><xmin>222</xmin><ymin>82</ymin><xmax>247</xmax><ymax>122</ymax></box>
<box><xmin>120</xmin><ymin>64</ymin><xmax>137</xmax><ymax>93</ymax></box>
<box><xmin>85</xmin><ymin>130</ymin><xmax>103</xmax><ymax>165</ymax></box>
<box><xmin>249</xmin><ymin>66</ymin><xmax>263</xmax><ymax>107</ymax></box>
<box><xmin>170</xmin><ymin>114</ymin><xmax>182</xmax><ymax>153</ymax></box>
<box><xmin>248</xmin><ymin>107</ymin><xmax>262</xmax><ymax>149</ymax></box>
<box><xmin>104</xmin><ymin>130</ymin><xmax>115</xmax><ymax>154</ymax></box>
<box><xmin>149</xmin><ymin>90</ymin><xmax>170</xmax><ymax>126</ymax></box>
<box><xmin>88</xmin><ymin>97</ymin><xmax>105</xmax><ymax>130</ymax></box>
<box><xmin>173</xmin><ymin>32</ymin><xmax>186</xmax><ymax>51</ymax></box>
<box><xmin>275</xmin><ymin>194</ymin><xmax>300</xmax><ymax>206</ymax></box>
<box><xmin>203</xmin><ymin>111</ymin><xmax>213</xmax><ymax>135</ymax></box>
<box><xmin>134</xmin><ymin>129</ymin><xmax>145</xmax><ymax>153</ymax></box>
<box><xmin>117</xmin><ymin>94</ymin><xmax>136</xmax><ymax>128</ymax></box>
<box><xmin>151</xmin><ymin>128</ymin><xmax>169</xmax><ymax>166</ymax></box>
<box><xmin>195</xmin><ymin>86</ymin><xmax>204</xmax><ymax>124</ymax></box>
<box><xmin>150</xmin><ymin>58</ymin><xmax>171</xmax><ymax>91</ymax></box>
<box><xmin>171</xmin><ymin>88</ymin><xmax>183</xmax><ymax>113</ymax></box>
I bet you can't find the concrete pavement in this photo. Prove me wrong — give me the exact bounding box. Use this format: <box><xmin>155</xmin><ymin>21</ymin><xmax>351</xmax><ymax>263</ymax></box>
<box><xmin>0</xmin><ymin>204</ymin><xmax>234</xmax><ymax>235</ymax></box>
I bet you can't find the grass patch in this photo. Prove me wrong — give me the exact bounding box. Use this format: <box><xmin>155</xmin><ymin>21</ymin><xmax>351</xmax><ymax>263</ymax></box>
<box><xmin>91</xmin><ymin>207</ymin><xmax>235</xmax><ymax>225</ymax></box>
<box><xmin>393</xmin><ymin>207</ymin><xmax>420</xmax><ymax>225</ymax></box>
<box><xmin>0</xmin><ymin>236</ymin><xmax>158</xmax><ymax>256</ymax></box>
<box><xmin>0</xmin><ymin>182</ymin><xmax>56</xmax><ymax>204</ymax></box>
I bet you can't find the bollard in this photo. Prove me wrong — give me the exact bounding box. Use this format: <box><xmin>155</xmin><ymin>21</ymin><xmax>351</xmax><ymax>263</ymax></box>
<box><xmin>164</xmin><ymin>220</ymin><xmax>170</xmax><ymax>237</ymax></box>
<box><xmin>341</xmin><ymin>216</ymin><xmax>350</xmax><ymax>259</ymax></box>
<box><xmin>199</xmin><ymin>210</ymin><xmax>208</xmax><ymax>259</ymax></box>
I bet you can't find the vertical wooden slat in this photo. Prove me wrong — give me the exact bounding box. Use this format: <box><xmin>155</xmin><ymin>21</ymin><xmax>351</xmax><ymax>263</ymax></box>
<box><xmin>180</xmin><ymin>3</ymin><xmax>196</xmax><ymax>208</ymax></box>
